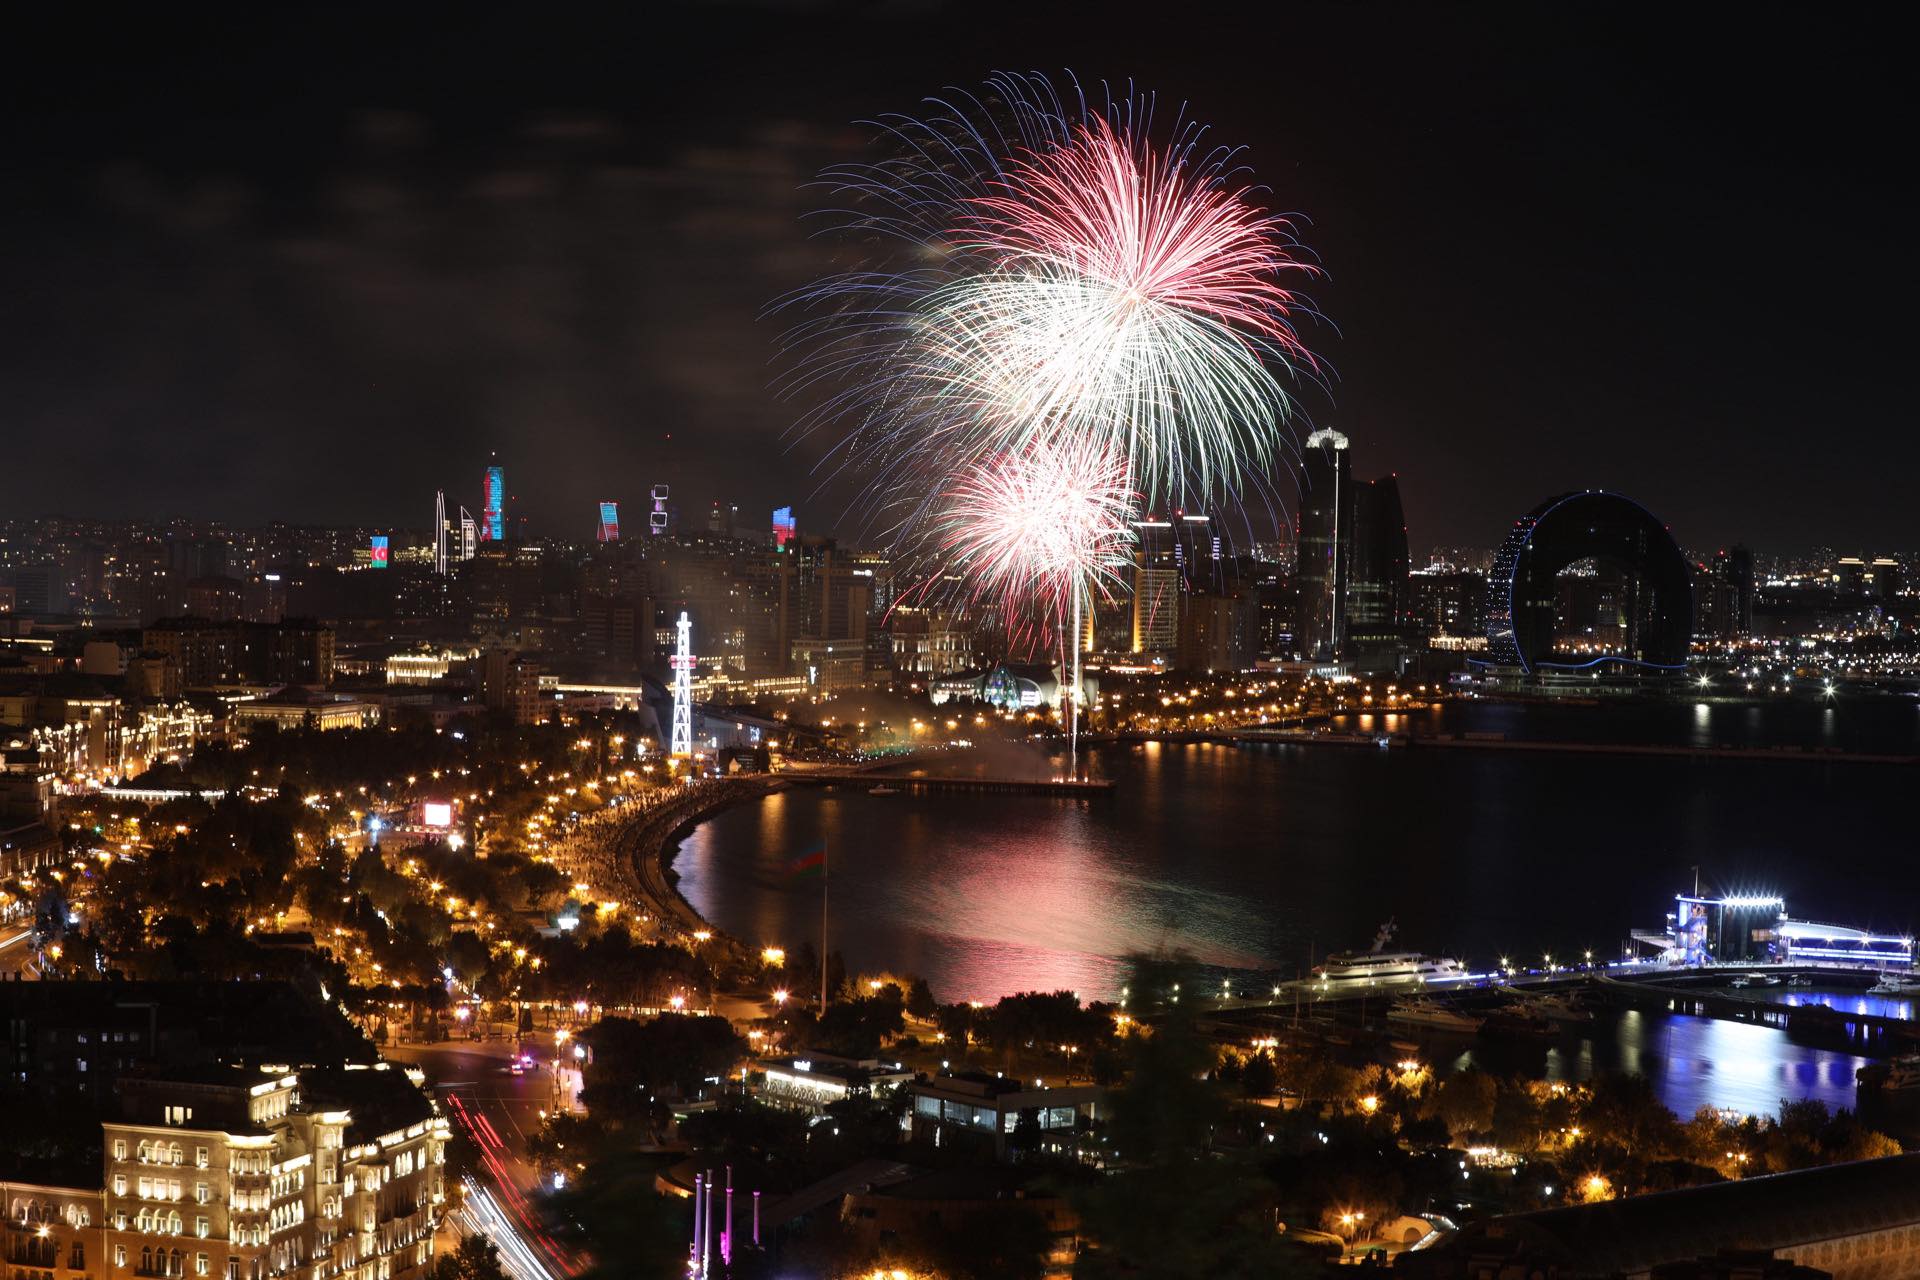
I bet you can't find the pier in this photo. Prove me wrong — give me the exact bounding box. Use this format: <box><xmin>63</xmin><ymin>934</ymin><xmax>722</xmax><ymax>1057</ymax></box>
<box><xmin>784</xmin><ymin>772</ymin><xmax>1114</xmax><ymax>797</ymax></box>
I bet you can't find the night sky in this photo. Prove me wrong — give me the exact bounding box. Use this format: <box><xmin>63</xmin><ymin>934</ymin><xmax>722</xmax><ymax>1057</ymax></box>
<box><xmin>2</xmin><ymin>4</ymin><xmax>1909</xmax><ymax>555</ymax></box>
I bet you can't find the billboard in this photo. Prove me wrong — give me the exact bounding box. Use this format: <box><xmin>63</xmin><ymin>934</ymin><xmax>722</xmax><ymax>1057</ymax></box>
<box><xmin>369</xmin><ymin>535</ymin><xmax>389</xmax><ymax>569</ymax></box>
<box><xmin>422</xmin><ymin>801</ymin><xmax>453</xmax><ymax>828</ymax></box>
<box><xmin>597</xmin><ymin>501</ymin><xmax>620</xmax><ymax>543</ymax></box>
<box><xmin>772</xmin><ymin>505</ymin><xmax>796</xmax><ymax>550</ymax></box>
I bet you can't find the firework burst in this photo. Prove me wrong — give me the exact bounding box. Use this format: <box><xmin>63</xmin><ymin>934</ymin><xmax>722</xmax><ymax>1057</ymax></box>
<box><xmin>931</xmin><ymin>435</ymin><xmax>1137</xmax><ymax>640</ymax></box>
<box><xmin>779</xmin><ymin>72</ymin><xmax>1323</xmax><ymax>519</ymax></box>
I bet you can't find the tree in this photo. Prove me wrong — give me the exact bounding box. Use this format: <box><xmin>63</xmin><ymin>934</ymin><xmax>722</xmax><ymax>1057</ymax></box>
<box><xmin>906</xmin><ymin>976</ymin><xmax>938</xmax><ymax>1020</ymax></box>
<box><xmin>1070</xmin><ymin>956</ymin><xmax>1317</xmax><ymax>1278</ymax></box>
<box><xmin>1427</xmin><ymin>1069</ymin><xmax>1497</xmax><ymax>1140</ymax></box>
<box><xmin>580</xmin><ymin>1015</ymin><xmax>746</xmax><ymax>1124</ymax></box>
<box><xmin>433</xmin><ymin>1234</ymin><xmax>507</xmax><ymax>1280</ymax></box>
<box><xmin>1242</xmin><ymin>1051</ymin><xmax>1279</xmax><ymax>1099</ymax></box>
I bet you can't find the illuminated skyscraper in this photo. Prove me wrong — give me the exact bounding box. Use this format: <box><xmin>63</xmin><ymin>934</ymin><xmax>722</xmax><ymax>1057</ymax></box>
<box><xmin>772</xmin><ymin>506</ymin><xmax>796</xmax><ymax>551</ymax></box>
<box><xmin>650</xmin><ymin>484</ymin><xmax>671</xmax><ymax>536</ymax></box>
<box><xmin>597</xmin><ymin>501</ymin><xmax>621</xmax><ymax>543</ymax></box>
<box><xmin>1296</xmin><ymin>428</ymin><xmax>1351</xmax><ymax>660</ymax></box>
<box><xmin>434</xmin><ymin>490</ymin><xmax>449</xmax><ymax>575</ymax></box>
<box><xmin>482</xmin><ymin>460</ymin><xmax>505</xmax><ymax>542</ymax></box>
<box><xmin>457</xmin><ymin>508</ymin><xmax>478</xmax><ymax>562</ymax></box>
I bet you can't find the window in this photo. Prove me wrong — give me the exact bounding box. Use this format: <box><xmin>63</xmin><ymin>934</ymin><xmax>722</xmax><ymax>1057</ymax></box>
<box><xmin>197</xmin><ymin>1251</ymin><xmax>210</xmax><ymax>1275</ymax></box>
<box><xmin>69</xmin><ymin>1240</ymin><xmax>85</xmax><ymax>1269</ymax></box>
<box><xmin>116</xmin><ymin>1245</ymin><xmax>127</xmax><ymax>1268</ymax></box>
<box><xmin>227</xmin><ymin>1260</ymin><xmax>239</xmax><ymax>1280</ymax></box>
<box><xmin>76</xmin><ymin>1058</ymin><xmax>88</xmax><ymax>1072</ymax></box>
<box><xmin>196</xmin><ymin>1146</ymin><xmax>208</xmax><ymax>1169</ymax></box>
<box><xmin>113</xmin><ymin>1176</ymin><xmax>127</xmax><ymax>1195</ymax></box>
<box><xmin>114</xmin><ymin>1139</ymin><xmax>128</xmax><ymax>1160</ymax></box>
<box><xmin>195</xmin><ymin>1183</ymin><xmax>209</xmax><ymax>1204</ymax></box>
<box><xmin>196</xmin><ymin>1215</ymin><xmax>209</xmax><ymax>1238</ymax></box>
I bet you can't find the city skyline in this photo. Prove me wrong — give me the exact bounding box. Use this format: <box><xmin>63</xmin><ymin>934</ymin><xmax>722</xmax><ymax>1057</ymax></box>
<box><xmin>2</xmin><ymin>6</ymin><xmax>1912</xmax><ymax>550</ymax></box>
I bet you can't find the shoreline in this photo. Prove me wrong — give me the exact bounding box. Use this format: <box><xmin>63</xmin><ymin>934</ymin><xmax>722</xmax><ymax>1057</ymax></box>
<box><xmin>611</xmin><ymin>776</ymin><xmax>782</xmax><ymax>960</ymax></box>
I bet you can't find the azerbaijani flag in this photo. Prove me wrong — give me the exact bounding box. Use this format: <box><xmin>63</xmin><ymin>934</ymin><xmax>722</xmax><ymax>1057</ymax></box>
<box><xmin>787</xmin><ymin>841</ymin><xmax>826</xmax><ymax>880</ymax></box>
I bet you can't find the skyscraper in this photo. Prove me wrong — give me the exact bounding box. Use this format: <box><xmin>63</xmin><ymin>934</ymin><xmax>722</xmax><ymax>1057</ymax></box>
<box><xmin>434</xmin><ymin>490</ymin><xmax>449</xmax><ymax>575</ymax></box>
<box><xmin>597</xmin><ymin>501</ymin><xmax>621</xmax><ymax>543</ymax></box>
<box><xmin>1295</xmin><ymin>428</ymin><xmax>1352</xmax><ymax>660</ymax></box>
<box><xmin>1347</xmin><ymin>475</ymin><xmax>1411</xmax><ymax>636</ymax></box>
<box><xmin>481</xmin><ymin>461</ymin><xmax>505</xmax><ymax>542</ymax></box>
<box><xmin>1130</xmin><ymin>518</ymin><xmax>1179</xmax><ymax>656</ymax></box>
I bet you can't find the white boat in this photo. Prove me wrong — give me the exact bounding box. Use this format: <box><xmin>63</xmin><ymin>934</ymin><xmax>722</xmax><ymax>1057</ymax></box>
<box><xmin>868</xmin><ymin>785</ymin><xmax>900</xmax><ymax>797</ymax></box>
<box><xmin>1313</xmin><ymin>920</ymin><xmax>1466</xmax><ymax>986</ymax></box>
<box><xmin>1867</xmin><ymin>974</ymin><xmax>1920</xmax><ymax>995</ymax></box>
<box><xmin>1386</xmin><ymin>999</ymin><xmax>1486</xmax><ymax>1033</ymax></box>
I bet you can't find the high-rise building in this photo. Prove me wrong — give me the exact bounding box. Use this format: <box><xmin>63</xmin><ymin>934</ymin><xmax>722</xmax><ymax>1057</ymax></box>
<box><xmin>433</xmin><ymin>490</ymin><xmax>449</xmax><ymax>575</ymax></box>
<box><xmin>1129</xmin><ymin>519</ymin><xmax>1180</xmax><ymax>656</ymax></box>
<box><xmin>1696</xmin><ymin>546</ymin><xmax>1754</xmax><ymax>640</ymax></box>
<box><xmin>772</xmin><ymin>506</ymin><xmax>797</xmax><ymax>551</ymax></box>
<box><xmin>1295</xmin><ymin>429</ymin><xmax>1352</xmax><ymax>659</ymax></box>
<box><xmin>1345</xmin><ymin>474</ymin><xmax>1412</xmax><ymax>669</ymax></box>
<box><xmin>1870</xmin><ymin>557</ymin><xmax>1902</xmax><ymax>603</ymax></box>
<box><xmin>456</xmin><ymin>508</ymin><xmax>478</xmax><ymax>562</ymax></box>
<box><xmin>650</xmin><ymin>485</ymin><xmax>672</xmax><ymax>536</ymax></box>
<box><xmin>597</xmin><ymin>501</ymin><xmax>621</xmax><ymax>543</ymax></box>
<box><xmin>481</xmin><ymin>461</ymin><xmax>505</xmax><ymax>543</ymax></box>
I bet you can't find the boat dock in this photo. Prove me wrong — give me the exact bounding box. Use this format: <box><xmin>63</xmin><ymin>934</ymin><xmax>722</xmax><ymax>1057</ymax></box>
<box><xmin>784</xmin><ymin>772</ymin><xmax>1114</xmax><ymax>797</ymax></box>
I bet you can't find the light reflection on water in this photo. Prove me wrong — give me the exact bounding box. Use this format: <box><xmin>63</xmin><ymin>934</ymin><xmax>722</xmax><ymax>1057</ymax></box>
<box><xmin>1442</xmin><ymin>1009</ymin><xmax>1873</xmax><ymax>1119</ymax></box>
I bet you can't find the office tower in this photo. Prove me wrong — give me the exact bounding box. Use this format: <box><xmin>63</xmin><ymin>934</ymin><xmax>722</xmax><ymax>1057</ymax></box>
<box><xmin>707</xmin><ymin>501</ymin><xmax>739</xmax><ymax>536</ymax></box>
<box><xmin>650</xmin><ymin>484</ymin><xmax>671</xmax><ymax>536</ymax></box>
<box><xmin>772</xmin><ymin>506</ymin><xmax>797</xmax><ymax>551</ymax></box>
<box><xmin>1870</xmin><ymin>557</ymin><xmax>1902</xmax><ymax>604</ymax></box>
<box><xmin>1130</xmin><ymin>518</ymin><xmax>1179</xmax><ymax>656</ymax></box>
<box><xmin>1295</xmin><ymin>428</ymin><xmax>1352</xmax><ymax>659</ymax></box>
<box><xmin>598</xmin><ymin>501</ymin><xmax>621</xmax><ymax>543</ymax></box>
<box><xmin>434</xmin><ymin>490</ymin><xmax>448</xmax><ymax>574</ymax></box>
<box><xmin>369</xmin><ymin>535</ymin><xmax>390</xmax><ymax>569</ymax></box>
<box><xmin>482</xmin><ymin>460</ymin><xmax>505</xmax><ymax>542</ymax></box>
<box><xmin>1696</xmin><ymin>546</ymin><xmax>1754</xmax><ymax>640</ymax></box>
<box><xmin>457</xmin><ymin>508</ymin><xmax>478</xmax><ymax>562</ymax></box>
<box><xmin>1347</xmin><ymin>475</ymin><xmax>1411</xmax><ymax>639</ymax></box>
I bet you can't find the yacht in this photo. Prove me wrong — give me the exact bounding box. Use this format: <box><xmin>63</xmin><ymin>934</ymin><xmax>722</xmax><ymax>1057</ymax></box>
<box><xmin>1867</xmin><ymin>973</ymin><xmax>1920</xmax><ymax>995</ymax></box>
<box><xmin>1313</xmin><ymin>921</ymin><xmax>1466</xmax><ymax>986</ymax></box>
<box><xmin>1386</xmin><ymin>999</ymin><xmax>1485</xmax><ymax>1033</ymax></box>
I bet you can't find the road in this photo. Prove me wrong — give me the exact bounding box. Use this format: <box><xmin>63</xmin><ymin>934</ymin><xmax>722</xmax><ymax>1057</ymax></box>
<box><xmin>0</xmin><ymin>924</ymin><xmax>38</xmax><ymax>977</ymax></box>
<box><xmin>385</xmin><ymin>1038</ymin><xmax>584</xmax><ymax>1279</ymax></box>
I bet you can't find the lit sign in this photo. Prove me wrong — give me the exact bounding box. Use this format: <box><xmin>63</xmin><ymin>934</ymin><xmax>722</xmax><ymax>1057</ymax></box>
<box><xmin>422</xmin><ymin>802</ymin><xmax>453</xmax><ymax>828</ymax></box>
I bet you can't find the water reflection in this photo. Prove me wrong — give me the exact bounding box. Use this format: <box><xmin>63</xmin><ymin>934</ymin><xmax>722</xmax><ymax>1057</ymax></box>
<box><xmin>1446</xmin><ymin>1009</ymin><xmax>1871</xmax><ymax>1119</ymax></box>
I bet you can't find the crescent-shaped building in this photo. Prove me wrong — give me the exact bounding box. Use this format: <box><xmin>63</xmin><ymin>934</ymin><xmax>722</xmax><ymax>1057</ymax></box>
<box><xmin>1484</xmin><ymin>491</ymin><xmax>1693</xmax><ymax>673</ymax></box>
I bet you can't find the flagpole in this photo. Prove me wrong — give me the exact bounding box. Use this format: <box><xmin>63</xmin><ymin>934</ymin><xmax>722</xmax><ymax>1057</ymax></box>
<box><xmin>819</xmin><ymin>837</ymin><xmax>830</xmax><ymax>1014</ymax></box>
